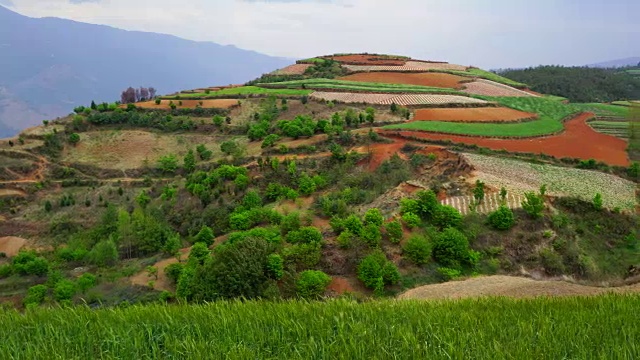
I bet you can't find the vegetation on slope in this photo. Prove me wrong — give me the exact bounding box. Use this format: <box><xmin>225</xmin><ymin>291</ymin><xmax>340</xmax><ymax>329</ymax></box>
<box><xmin>162</xmin><ymin>86</ymin><xmax>312</xmax><ymax>99</ymax></box>
<box><xmin>498</xmin><ymin>66</ymin><xmax>640</xmax><ymax>103</ymax></box>
<box><xmin>258</xmin><ymin>78</ymin><xmax>463</xmax><ymax>94</ymax></box>
<box><xmin>1</xmin><ymin>295</ymin><xmax>639</xmax><ymax>359</ymax></box>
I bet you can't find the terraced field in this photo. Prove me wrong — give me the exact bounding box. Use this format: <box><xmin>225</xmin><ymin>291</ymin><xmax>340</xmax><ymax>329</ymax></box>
<box><xmin>343</xmin><ymin>61</ymin><xmax>468</xmax><ymax>72</ymax></box>
<box><xmin>414</xmin><ymin>107</ymin><xmax>536</xmax><ymax>123</ymax></box>
<box><xmin>462</xmin><ymin>153</ymin><xmax>637</xmax><ymax>210</ymax></box>
<box><xmin>462</xmin><ymin>79</ymin><xmax>535</xmax><ymax>97</ymax></box>
<box><xmin>259</xmin><ymin>78</ymin><xmax>462</xmax><ymax>94</ymax></box>
<box><xmin>441</xmin><ymin>192</ymin><xmax>525</xmax><ymax>215</ymax></box>
<box><xmin>163</xmin><ymin>86</ymin><xmax>312</xmax><ymax>99</ymax></box>
<box><xmin>310</xmin><ymin>91</ymin><xmax>488</xmax><ymax>106</ymax></box>
<box><xmin>271</xmin><ymin>63</ymin><xmax>313</xmax><ymax>75</ymax></box>
<box><xmin>338</xmin><ymin>72</ymin><xmax>470</xmax><ymax>88</ymax></box>
<box><xmin>576</xmin><ymin>103</ymin><xmax>631</xmax><ymax>139</ymax></box>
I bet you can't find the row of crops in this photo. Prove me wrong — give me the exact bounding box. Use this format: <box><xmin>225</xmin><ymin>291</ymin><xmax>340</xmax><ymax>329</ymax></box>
<box><xmin>258</xmin><ymin>78</ymin><xmax>463</xmax><ymax>94</ymax></box>
<box><xmin>1</xmin><ymin>295</ymin><xmax>638</xmax><ymax>359</ymax></box>
<box><xmin>576</xmin><ymin>103</ymin><xmax>632</xmax><ymax>139</ymax></box>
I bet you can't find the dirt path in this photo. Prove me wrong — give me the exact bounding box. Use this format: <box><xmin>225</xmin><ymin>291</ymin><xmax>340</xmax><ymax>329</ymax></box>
<box><xmin>130</xmin><ymin>247</ymin><xmax>191</xmax><ymax>291</ymax></box>
<box><xmin>398</xmin><ymin>275</ymin><xmax>640</xmax><ymax>300</ymax></box>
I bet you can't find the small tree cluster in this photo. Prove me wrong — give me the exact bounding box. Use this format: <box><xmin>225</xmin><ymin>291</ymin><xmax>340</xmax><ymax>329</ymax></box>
<box><xmin>121</xmin><ymin>86</ymin><xmax>157</xmax><ymax>104</ymax></box>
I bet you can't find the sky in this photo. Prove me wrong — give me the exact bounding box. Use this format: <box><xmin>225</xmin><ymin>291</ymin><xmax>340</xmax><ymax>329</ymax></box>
<box><xmin>1</xmin><ymin>0</ymin><xmax>639</xmax><ymax>69</ymax></box>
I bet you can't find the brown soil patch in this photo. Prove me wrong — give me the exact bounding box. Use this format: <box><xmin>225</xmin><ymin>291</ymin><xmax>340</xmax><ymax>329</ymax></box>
<box><xmin>339</xmin><ymin>72</ymin><xmax>470</xmax><ymax>89</ymax></box>
<box><xmin>398</xmin><ymin>275</ymin><xmax>640</xmax><ymax>300</ymax></box>
<box><xmin>131</xmin><ymin>99</ymin><xmax>238</xmax><ymax>110</ymax></box>
<box><xmin>413</xmin><ymin>107</ymin><xmax>536</xmax><ymax>122</ymax></box>
<box><xmin>354</xmin><ymin>139</ymin><xmax>408</xmax><ymax>171</ymax></box>
<box><xmin>130</xmin><ymin>247</ymin><xmax>191</xmax><ymax>292</ymax></box>
<box><xmin>381</xmin><ymin>113</ymin><xmax>630</xmax><ymax>166</ymax></box>
<box><xmin>327</xmin><ymin>276</ymin><xmax>356</xmax><ymax>295</ymax></box>
<box><xmin>0</xmin><ymin>189</ymin><xmax>27</xmax><ymax>197</ymax></box>
<box><xmin>0</xmin><ymin>237</ymin><xmax>27</xmax><ymax>257</ymax></box>
<box><xmin>272</xmin><ymin>64</ymin><xmax>313</xmax><ymax>75</ymax></box>
<box><xmin>327</xmin><ymin>54</ymin><xmax>407</xmax><ymax>66</ymax></box>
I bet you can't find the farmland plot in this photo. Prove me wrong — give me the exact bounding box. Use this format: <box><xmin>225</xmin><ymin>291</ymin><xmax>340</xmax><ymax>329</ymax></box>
<box><xmin>462</xmin><ymin>79</ymin><xmax>536</xmax><ymax>97</ymax></box>
<box><xmin>343</xmin><ymin>61</ymin><xmax>468</xmax><ymax>72</ymax></box>
<box><xmin>462</xmin><ymin>153</ymin><xmax>637</xmax><ymax>210</ymax></box>
<box><xmin>414</xmin><ymin>107</ymin><xmax>536</xmax><ymax>122</ymax></box>
<box><xmin>338</xmin><ymin>72</ymin><xmax>470</xmax><ymax>88</ymax></box>
<box><xmin>271</xmin><ymin>64</ymin><xmax>313</xmax><ymax>75</ymax></box>
<box><xmin>310</xmin><ymin>91</ymin><xmax>487</xmax><ymax>106</ymax></box>
<box><xmin>441</xmin><ymin>192</ymin><xmax>525</xmax><ymax>215</ymax></box>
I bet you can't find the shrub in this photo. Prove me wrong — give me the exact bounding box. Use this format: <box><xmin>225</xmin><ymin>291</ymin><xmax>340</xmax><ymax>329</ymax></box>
<box><xmin>24</xmin><ymin>285</ymin><xmax>48</xmax><ymax>306</ymax></box>
<box><xmin>298</xmin><ymin>174</ymin><xmax>317</xmax><ymax>196</ymax></box>
<box><xmin>68</xmin><ymin>133</ymin><xmax>80</xmax><ymax>145</ymax></box>
<box><xmin>357</xmin><ymin>251</ymin><xmax>400</xmax><ymax>294</ymax></box>
<box><xmin>593</xmin><ymin>193</ymin><xmax>603</xmax><ymax>211</ymax></box>
<box><xmin>0</xmin><ymin>264</ymin><xmax>13</xmax><ymax>278</ymax></box>
<box><xmin>76</xmin><ymin>273</ymin><xmax>97</xmax><ymax>293</ymax></box>
<box><xmin>13</xmin><ymin>251</ymin><xmax>50</xmax><ymax>276</ymax></box>
<box><xmin>286</xmin><ymin>227</ymin><xmax>323</xmax><ymax>244</ymax></box>
<box><xmin>402</xmin><ymin>212</ymin><xmax>421</xmax><ymax>229</ymax></box>
<box><xmin>432</xmin><ymin>205</ymin><xmax>462</xmax><ymax>229</ymax></box>
<box><xmin>361</xmin><ymin>224</ymin><xmax>382</xmax><ymax>248</ymax></box>
<box><xmin>487</xmin><ymin>206</ymin><xmax>516</xmax><ymax>230</ymax></box>
<box><xmin>261</xmin><ymin>134</ymin><xmax>280</xmax><ymax>149</ymax></box>
<box><xmin>337</xmin><ymin>230</ymin><xmax>355</xmax><ymax>249</ymax></box>
<box><xmin>403</xmin><ymin>235</ymin><xmax>431</xmax><ymax>265</ymax></box>
<box><xmin>385</xmin><ymin>220</ymin><xmax>403</xmax><ymax>244</ymax></box>
<box><xmin>364</xmin><ymin>208</ymin><xmax>384</xmax><ymax>227</ymax></box>
<box><xmin>343</xmin><ymin>215</ymin><xmax>364</xmax><ymax>236</ymax></box>
<box><xmin>539</xmin><ymin>248</ymin><xmax>565</xmax><ymax>275</ymax></box>
<box><xmin>54</xmin><ymin>280</ymin><xmax>77</xmax><ymax>302</ymax></box>
<box><xmin>522</xmin><ymin>191</ymin><xmax>545</xmax><ymax>219</ymax></box>
<box><xmin>157</xmin><ymin>155</ymin><xmax>179</xmax><ymax>174</ymax></box>
<box><xmin>86</xmin><ymin>240</ymin><xmax>118</xmax><ymax>267</ymax></box>
<box><xmin>432</xmin><ymin>228</ymin><xmax>473</xmax><ymax>268</ymax></box>
<box><xmin>188</xmin><ymin>242</ymin><xmax>211</xmax><ymax>266</ymax></box>
<box><xmin>400</xmin><ymin>198</ymin><xmax>420</xmax><ymax>215</ymax></box>
<box><xmin>437</xmin><ymin>267</ymin><xmax>462</xmax><ymax>281</ymax></box>
<box><xmin>416</xmin><ymin>190</ymin><xmax>439</xmax><ymax>220</ymax></box>
<box><xmin>165</xmin><ymin>263</ymin><xmax>184</xmax><ymax>284</ymax></box>
<box><xmin>282</xmin><ymin>242</ymin><xmax>322</xmax><ymax>270</ymax></box>
<box><xmin>266</xmin><ymin>254</ymin><xmax>284</xmax><ymax>280</ymax></box>
<box><xmin>296</xmin><ymin>270</ymin><xmax>331</xmax><ymax>299</ymax></box>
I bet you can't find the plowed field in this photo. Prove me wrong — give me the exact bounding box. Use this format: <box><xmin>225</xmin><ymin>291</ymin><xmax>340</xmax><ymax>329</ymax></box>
<box><xmin>381</xmin><ymin>113</ymin><xmax>630</xmax><ymax>166</ymax></box>
<box><xmin>272</xmin><ymin>64</ymin><xmax>313</xmax><ymax>75</ymax></box>
<box><xmin>344</xmin><ymin>61</ymin><xmax>468</xmax><ymax>72</ymax></box>
<box><xmin>414</xmin><ymin>107</ymin><xmax>536</xmax><ymax>122</ymax></box>
<box><xmin>327</xmin><ymin>54</ymin><xmax>407</xmax><ymax>65</ymax></box>
<box><xmin>310</xmin><ymin>92</ymin><xmax>487</xmax><ymax>106</ymax></box>
<box><xmin>338</xmin><ymin>72</ymin><xmax>469</xmax><ymax>89</ymax></box>
<box><xmin>462</xmin><ymin>79</ymin><xmax>535</xmax><ymax>97</ymax></box>
<box><xmin>133</xmin><ymin>99</ymin><xmax>238</xmax><ymax>109</ymax></box>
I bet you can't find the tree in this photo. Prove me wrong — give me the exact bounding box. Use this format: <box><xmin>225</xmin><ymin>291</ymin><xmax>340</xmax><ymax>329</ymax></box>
<box><xmin>343</xmin><ymin>214</ymin><xmax>364</xmax><ymax>236</ymax></box>
<box><xmin>403</xmin><ymin>235</ymin><xmax>431</xmax><ymax>265</ymax></box>
<box><xmin>390</xmin><ymin>102</ymin><xmax>398</xmax><ymax>113</ymax></box>
<box><xmin>53</xmin><ymin>280</ymin><xmax>76</xmax><ymax>302</ymax></box>
<box><xmin>194</xmin><ymin>225</ymin><xmax>215</xmax><ymax>246</ymax></box>
<box><xmin>68</xmin><ymin>133</ymin><xmax>80</xmax><ymax>145</ymax></box>
<box><xmin>196</xmin><ymin>144</ymin><xmax>212</xmax><ymax>161</ymax></box>
<box><xmin>139</xmin><ymin>87</ymin><xmax>150</xmax><ymax>101</ymax></box>
<box><xmin>364</xmin><ymin>208</ymin><xmax>384</xmax><ymax>227</ymax></box>
<box><xmin>90</xmin><ymin>100</ymin><xmax>97</xmax><ymax>110</ymax></box>
<box><xmin>183</xmin><ymin>150</ymin><xmax>196</xmax><ymax>174</ymax></box>
<box><xmin>473</xmin><ymin>180</ymin><xmax>485</xmax><ymax>205</ymax></box>
<box><xmin>365</xmin><ymin>107</ymin><xmax>375</xmax><ymax>124</ymax></box>
<box><xmin>357</xmin><ymin>251</ymin><xmax>399</xmax><ymax>293</ymax></box>
<box><xmin>500</xmin><ymin>187</ymin><xmax>508</xmax><ymax>205</ymax></box>
<box><xmin>296</xmin><ymin>270</ymin><xmax>331</xmax><ymax>299</ymax></box>
<box><xmin>220</xmin><ymin>140</ymin><xmax>239</xmax><ymax>156</ymax></box>
<box><xmin>361</xmin><ymin>224</ymin><xmax>382</xmax><ymax>248</ymax></box>
<box><xmin>121</xmin><ymin>87</ymin><xmax>136</xmax><ymax>104</ymax></box>
<box><xmin>385</xmin><ymin>220</ymin><xmax>403</xmax><ymax>244</ymax></box>
<box><xmin>76</xmin><ymin>273</ymin><xmax>97</xmax><ymax>293</ymax></box>
<box><xmin>593</xmin><ymin>193</ymin><xmax>604</xmax><ymax>211</ymax></box>
<box><xmin>157</xmin><ymin>154</ymin><xmax>178</xmax><ymax>174</ymax></box>
<box><xmin>136</xmin><ymin>191</ymin><xmax>151</xmax><ymax>208</ymax></box>
<box><xmin>402</xmin><ymin>212</ymin><xmax>421</xmax><ymax>228</ymax></box>
<box><xmin>24</xmin><ymin>285</ymin><xmax>48</xmax><ymax>307</ymax></box>
<box><xmin>164</xmin><ymin>233</ymin><xmax>182</xmax><ymax>256</ymax></box>
<box><xmin>522</xmin><ymin>191</ymin><xmax>545</xmax><ymax>219</ymax></box>
<box><xmin>432</xmin><ymin>205</ymin><xmax>462</xmax><ymax>229</ymax></box>
<box><xmin>416</xmin><ymin>190</ymin><xmax>439</xmax><ymax>221</ymax></box>
<box><xmin>432</xmin><ymin>228</ymin><xmax>475</xmax><ymax>268</ymax></box>
<box><xmin>286</xmin><ymin>227</ymin><xmax>323</xmax><ymax>244</ymax></box>
<box><xmin>148</xmin><ymin>87</ymin><xmax>157</xmax><ymax>99</ymax></box>
<box><xmin>298</xmin><ymin>174</ymin><xmax>317</xmax><ymax>196</ymax></box>
<box><xmin>165</xmin><ymin>263</ymin><xmax>184</xmax><ymax>284</ymax></box>
<box><xmin>188</xmin><ymin>242</ymin><xmax>211</xmax><ymax>266</ymax></box>
<box><xmin>487</xmin><ymin>205</ymin><xmax>516</xmax><ymax>230</ymax></box>
<box><xmin>266</xmin><ymin>254</ymin><xmax>284</xmax><ymax>280</ymax></box>
<box><xmin>86</xmin><ymin>239</ymin><xmax>118</xmax><ymax>267</ymax></box>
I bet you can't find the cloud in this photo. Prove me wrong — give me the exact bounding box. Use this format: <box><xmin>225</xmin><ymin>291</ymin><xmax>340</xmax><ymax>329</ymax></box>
<box><xmin>4</xmin><ymin>0</ymin><xmax>640</xmax><ymax>69</ymax></box>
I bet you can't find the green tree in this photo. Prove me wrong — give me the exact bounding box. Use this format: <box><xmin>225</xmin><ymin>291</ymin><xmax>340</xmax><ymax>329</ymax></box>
<box><xmin>157</xmin><ymin>154</ymin><xmax>178</xmax><ymax>174</ymax></box>
<box><xmin>68</xmin><ymin>133</ymin><xmax>80</xmax><ymax>145</ymax></box>
<box><xmin>593</xmin><ymin>193</ymin><xmax>603</xmax><ymax>211</ymax></box>
<box><xmin>136</xmin><ymin>191</ymin><xmax>151</xmax><ymax>208</ymax></box>
<box><xmin>164</xmin><ymin>233</ymin><xmax>182</xmax><ymax>256</ymax></box>
<box><xmin>220</xmin><ymin>140</ymin><xmax>239</xmax><ymax>156</ymax></box>
<box><xmin>403</xmin><ymin>235</ymin><xmax>431</xmax><ymax>265</ymax></box>
<box><xmin>488</xmin><ymin>205</ymin><xmax>516</xmax><ymax>230</ymax></box>
<box><xmin>24</xmin><ymin>285</ymin><xmax>48</xmax><ymax>307</ymax></box>
<box><xmin>76</xmin><ymin>273</ymin><xmax>97</xmax><ymax>293</ymax></box>
<box><xmin>473</xmin><ymin>180</ymin><xmax>485</xmax><ymax>205</ymax></box>
<box><xmin>364</xmin><ymin>208</ymin><xmax>384</xmax><ymax>227</ymax></box>
<box><xmin>194</xmin><ymin>226</ymin><xmax>215</xmax><ymax>247</ymax></box>
<box><xmin>416</xmin><ymin>190</ymin><xmax>439</xmax><ymax>220</ymax></box>
<box><xmin>266</xmin><ymin>254</ymin><xmax>284</xmax><ymax>280</ymax></box>
<box><xmin>86</xmin><ymin>239</ymin><xmax>118</xmax><ymax>267</ymax></box>
<box><xmin>286</xmin><ymin>227</ymin><xmax>323</xmax><ymax>244</ymax></box>
<box><xmin>361</xmin><ymin>223</ymin><xmax>382</xmax><ymax>248</ymax></box>
<box><xmin>500</xmin><ymin>187</ymin><xmax>508</xmax><ymax>205</ymax></box>
<box><xmin>357</xmin><ymin>251</ymin><xmax>399</xmax><ymax>294</ymax></box>
<box><xmin>183</xmin><ymin>150</ymin><xmax>196</xmax><ymax>174</ymax></box>
<box><xmin>343</xmin><ymin>215</ymin><xmax>364</xmax><ymax>236</ymax></box>
<box><xmin>432</xmin><ymin>228</ymin><xmax>476</xmax><ymax>268</ymax></box>
<box><xmin>522</xmin><ymin>191</ymin><xmax>545</xmax><ymax>219</ymax></box>
<box><xmin>165</xmin><ymin>263</ymin><xmax>184</xmax><ymax>284</ymax></box>
<box><xmin>402</xmin><ymin>212</ymin><xmax>421</xmax><ymax>229</ymax></box>
<box><xmin>298</xmin><ymin>174</ymin><xmax>317</xmax><ymax>196</ymax></box>
<box><xmin>196</xmin><ymin>144</ymin><xmax>212</xmax><ymax>161</ymax></box>
<box><xmin>296</xmin><ymin>270</ymin><xmax>331</xmax><ymax>299</ymax></box>
<box><xmin>385</xmin><ymin>220</ymin><xmax>403</xmax><ymax>244</ymax></box>
<box><xmin>54</xmin><ymin>280</ymin><xmax>76</xmax><ymax>302</ymax></box>
<box><xmin>337</xmin><ymin>230</ymin><xmax>355</xmax><ymax>249</ymax></box>
<box><xmin>432</xmin><ymin>205</ymin><xmax>462</xmax><ymax>229</ymax></box>
<box><xmin>188</xmin><ymin>242</ymin><xmax>211</xmax><ymax>266</ymax></box>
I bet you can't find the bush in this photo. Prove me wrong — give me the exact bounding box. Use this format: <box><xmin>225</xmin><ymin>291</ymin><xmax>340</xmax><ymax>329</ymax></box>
<box><xmin>286</xmin><ymin>227</ymin><xmax>323</xmax><ymax>244</ymax></box>
<box><xmin>76</xmin><ymin>273</ymin><xmax>97</xmax><ymax>293</ymax></box>
<box><xmin>12</xmin><ymin>251</ymin><xmax>50</xmax><ymax>276</ymax></box>
<box><xmin>188</xmin><ymin>242</ymin><xmax>211</xmax><ymax>266</ymax></box>
<box><xmin>403</xmin><ymin>236</ymin><xmax>431</xmax><ymax>265</ymax></box>
<box><xmin>86</xmin><ymin>240</ymin><xmax>118</xmax><ymax>267</ymax></box>
<box><xmin>357</xmin><ymin>251</ymin><xmax>399</xmax><ymax>293</ymax></box>
<box><xmin>296</xmin><ymin>270</ymin><xmax>331</xmax><ymax>299</ymax></box>
<box><xmin>165</xmin><ymin>263</ymin><xmax>184</xmax><ymax>284</ymax></box>
<box><xmin>194</xmin><ymin>225</ymin><xmax>215</xmax><ymax>246</ymax></box>
<box><xmin>593</xmin><ymin>193</ymin><xmax>603</xmax><ymax>211</ymax></box>
<box><xmin>522</xmin><ymin>191</ymin><xmax>545</xmax><ymax>219</ymax></box>
<box><xmin>402</xmin><ymin>212</ymin><xmax>421</xmax><ymax>229</ymax></box>
<box><xmin>54</xmin><ymin>280</ymin><xmax>77</xmax><ymax>302</ymax></box>
<box><xmin>0</xmin><ymin>264</ymin><xmax>13</xmax><ymax>278</ymax></box>
<box><xmin>24</xmin><ymin>285</ymin><xmax>48</xmax><ymax>306</ymax></box>
<box><xmin>361</xmin><ymin>224</ymin><xmax>382</xmax><ymax>248</ymax></box>
<box><xmin>432</xmin><ymin>228</ymin><xmax>474</xmax><ymax>268</ymax></box>
<box><xmin>343</xmin><ymin>215</ymin><xmax>364</xmax><ymax>236</ymax></box>
<box><xmin>416</xmin><ymin>190</ymin><xmax>439</xmax><ymax>220</ymax></box>
<box><xmin>364</xmin><ymin>208</ymin><xmax>384</xmax><ymax>227</ymax></box>
<box><xmin>157</xmin><ymin>154</ymin><xmax>179</xmax><ymax>174</ymax></box>
<box><xmin>539</xmin><ymin>248</ymin><xmax>565</xmax><ymax>275</ymax></box>
<box><xmin>337</xmin><ymin>230</ymin><xmax>355</xmax><ymax>249</ymax></box>
<box><xmin>266</xmin><ymin>254</ymin><xmax>284</xmax><ymax>280</ymax></box>
<box><xmin>282</xmin><ymin>242</ymin><xmax>322</xmax><ymax>270</ymax></box>
<box><xmin>385</xmin><ymin>220</ymin><xmax>404</xmax><ymax>244</ymax></box>
<box><xmin>437</xmin><ymin>267</ymin><xmax>462</xmax><ymax>281</ymax></box>
<box><xmin>487</xmin><ymin>206</ymin><xmax>516</xmax><ymax>230</ymax></box>
<box><xmin>432</xmin><ymin>205</ymin><xmax>462</xmax><ymax>229</ymax></box>
<box><xmin>68</xmin><ymin>133</ymin><xmax>80</xmax><ymax>145</ymax></box>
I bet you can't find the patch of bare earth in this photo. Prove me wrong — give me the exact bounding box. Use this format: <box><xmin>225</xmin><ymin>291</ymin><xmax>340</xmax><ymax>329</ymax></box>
<box><xmin>0</xmin><ymin>237</ymin><xmax>27</xmax><ymax>257</ymax></box>
<box><xmin>130</xmin><ymin>247</ymin><xmax>191</xmax><ymax>291</ymax></box>
<box><xmin>398</xmin><ymin>275</ymin><xmax>640</xmax><ymax>300</ymax></box>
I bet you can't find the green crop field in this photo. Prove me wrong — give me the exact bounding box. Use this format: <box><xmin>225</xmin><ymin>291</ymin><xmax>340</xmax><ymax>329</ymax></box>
<box><xmin>163</xmin><ymin>86</ymin><xmax>313</xmax><ymax>99</ymax></box>
<box><xmin>1</xmin><ymin>295</ymin><xmax>638</xmax><ymax>359</ymax></box>
<box><xmin>612</xmin><ymin>101</ymin><xmax>640</xmax><ymax>107</ymax></box>
<box><xmin>574</xmin><ymin>103</ymin><xmax>630</xmax><ymax>118</ymax></box>
<box><xmin>448</xmin><ymin>68</ymin><xmax>528</xmax><ymax>88</ymax></box>
<box><xmin>626</xmin><ymin>69</ymin><xmax>640</xmax><ymax>75</ymax></box>
<box><xmin>259</xmin><ymin>78</ymin><xmax>461</xmax><ymax>94</ymax></box>
<box><xmin>385</xmin><ymin>97</ymin><xmax>579</xmax><ymax>137</ymax></box>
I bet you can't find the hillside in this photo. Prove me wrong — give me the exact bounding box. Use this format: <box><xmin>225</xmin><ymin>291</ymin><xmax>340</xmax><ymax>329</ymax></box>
<box><xmin>0</xmin><ymin>5</ymin><xmax>289</xmax><ymax>138</ymax></box>
<box><xmin>588</xmin><ymin>57</ymin><xmax>640</xmax><ymax>68</ymax></box>
<box><xmin>0</xmin><ymin>53</ymin><xmax>638</xmax><ymax>311</ymax></box>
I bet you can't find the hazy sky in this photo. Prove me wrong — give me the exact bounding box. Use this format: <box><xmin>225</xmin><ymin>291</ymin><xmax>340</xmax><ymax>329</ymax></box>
<box><xmin>2</xmin><ymin>0</ymin><xmax>638</xmax><ymax>68</ymax></box>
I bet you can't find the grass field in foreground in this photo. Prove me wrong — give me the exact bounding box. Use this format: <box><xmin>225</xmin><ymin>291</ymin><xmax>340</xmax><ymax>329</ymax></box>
<box><xmin>164</xmin><ymin>86</ymin><xmax>313</xmax><ymax>99</ymax></box>
<box><xmin>259</xmin><ymin>78</ymin><xmax>462</xmax><ymax>94</ymax></box>
<box><xmin>385</xmin><ymin>97</ymin><xmax>578</xmax><ymax>137</ymax></box>
<box><xmin>1</xmin><ymin>295</ymin><xmax>638</xmax><ymax>359</ymax></box>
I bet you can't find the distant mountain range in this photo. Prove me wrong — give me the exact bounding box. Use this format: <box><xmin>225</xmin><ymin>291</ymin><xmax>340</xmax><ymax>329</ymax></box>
<box><xmin>587</xmin><ymin>57</ymin><xmax>640</xmax><ymax>68</ymax></box>
<box><xmin>0</xmin><ymin>6</ymin><xmax>290</xmax><ymax>138</ymax></box>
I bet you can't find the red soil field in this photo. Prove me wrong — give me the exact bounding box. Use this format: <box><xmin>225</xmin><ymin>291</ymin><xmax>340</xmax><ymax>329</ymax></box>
<box><xmin>338</xmin><ymin>72</ymin><xmax>470</xmax><ymax>89</ymax></box>
<box><xmin>413</xmin><ymin>107</ymin><xmax>536</xmax><ymax>122</ymax></box>
<box><xmin>380</xmin><ymin>113</ymin><xmax>630</xmax><ymax>166</ymax></box>
<box><xmin>355</xmin><ymin>139</ymin><xmax>409</xmax><ymax>170</ymax></box>
<box><xmin>327</xmin><ymin>54</ymin><xmax>407</xmax><ymax>66</ymax></box>
<box><xmin>133</xmin><ymin>99</ymin><xmax>238</xmax><ymax>110</ymax></box>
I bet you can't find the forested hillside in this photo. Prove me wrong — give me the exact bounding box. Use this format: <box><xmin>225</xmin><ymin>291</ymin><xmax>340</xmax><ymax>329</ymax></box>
<box><xmin>499</xmin><ymin>66</ymin><xmax>640</xmax><ymax>103</ymax></box>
